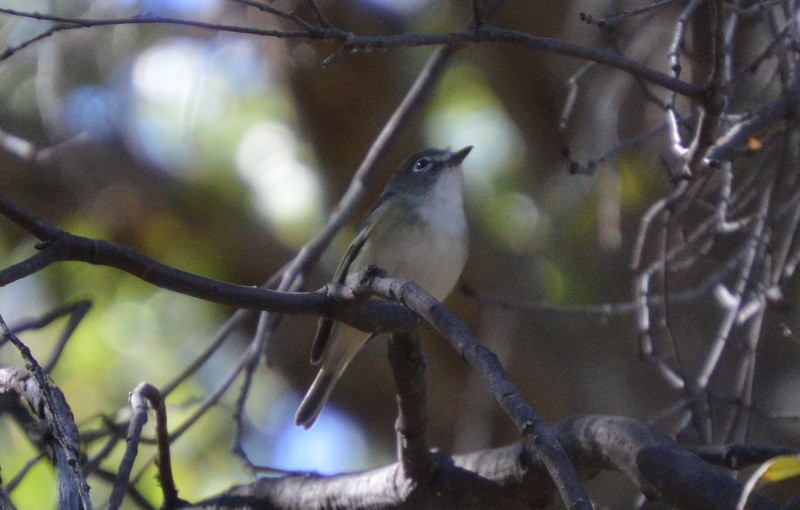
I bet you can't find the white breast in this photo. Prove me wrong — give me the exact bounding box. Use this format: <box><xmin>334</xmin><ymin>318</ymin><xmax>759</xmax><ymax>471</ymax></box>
<box><xmin>352</xmin><ymin>167</ymin><xmax>468</xmax><ymax>301</ymax></box>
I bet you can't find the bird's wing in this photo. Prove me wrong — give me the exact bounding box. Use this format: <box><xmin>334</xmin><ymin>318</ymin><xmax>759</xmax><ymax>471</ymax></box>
<box><xmin>309</xmin><ymin>193</ymin><xmax>394</xmax><ymax>364</ymax></box>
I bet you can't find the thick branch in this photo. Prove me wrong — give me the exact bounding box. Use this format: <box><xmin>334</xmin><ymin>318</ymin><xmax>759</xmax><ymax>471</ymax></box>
<box><xmin>189</xmin><ymin>415</ymin><xmax>780</xmax><ymax>510</ymax></box>
<box><xmin>388</xmin><ymin>331</ymin><xmax>434</xmax><ymax>480</ymax></box>
<box><xmin>362</xmin><ymin>272</ymin><xmax>591</xmax><ymax>510</ymax></box>
<box><xmin>0</xmin><ymin>367</ymin><xmax>90</xmax><ymax>510</ymax></box>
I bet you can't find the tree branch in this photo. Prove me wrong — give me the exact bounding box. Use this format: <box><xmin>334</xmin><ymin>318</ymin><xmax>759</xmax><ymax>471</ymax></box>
<box><xmin>388</xmin><ymin>331</ymin><xmax>434</xmax><ymax>480</ymax></box>
<box><xmin>109</xmin><ymin>383</ymin><xmax>183</xmax><ymax>510</ymax></box>
<box><xmin>0</xmin><ymin>191</ymin><xmax>419</xmax><ymax>334</ymax></box>
<box><xmin>0</xmin><ymin>364</ymin><xmax>91</xmax><ymax>510</ymax></box>
<box><xmin>190</xmin><ymin>415</ymin><xmax>782</xmax><ymax>509</ymax></box>
<box><xmin>0</xmin><ymin>8</ymin><xmax>705</xmax><ymax>97</ymax></box>
<box><xmin>360</xmin><ymin>271</ymin><xmax>591</xmax><ymax>510</ymax></box>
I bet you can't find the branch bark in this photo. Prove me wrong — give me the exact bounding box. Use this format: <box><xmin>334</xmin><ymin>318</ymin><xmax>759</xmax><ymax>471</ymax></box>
<box><xmin>0</xmin><ymin>191</ymin><xmax>418</xmax><ymax>335</ymax></box>
<box><xmin>361</xmin><ymin>271</ymin><xmax>591</xmax><ymax>510</ymax></box>
<box><xmin>0</xmin><ymin>7</ymin><xmax>704</xmax><ymax>97</ymax></box>
<box><xmin>0</xmin><ymin>367</ymin><xmax>90</xmax><ymax>510</ymax></box>
<box><xmin>189</xmin><ymin>415</ymin><xmax>782</xmax><ymax>510</ymax></box>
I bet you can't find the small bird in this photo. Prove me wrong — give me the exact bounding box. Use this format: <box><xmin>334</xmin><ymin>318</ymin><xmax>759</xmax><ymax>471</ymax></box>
<box><xmin>295</xmin><ymin>146</ymin><xmax>472</xmax><ymax>428</ymax></box>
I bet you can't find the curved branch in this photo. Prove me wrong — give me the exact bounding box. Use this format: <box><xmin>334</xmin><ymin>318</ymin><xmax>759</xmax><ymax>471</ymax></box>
<box><xmin>0</xmin><ymin>8</ymin><xmax>704</xmax><ymax>97</ymax></box>
<box><xmin>0</xmin><ymin>191</ymin><xmax>418</xmax><ymax>333</ymax></box>
<box><xmin>472</xmin><ymin>26</ymin><xmax>705</xmax><ymax>97</ymax></box>
<box><xmin>189</xmin><ymin>415</ymin><xmax>781</xmax><ymax>510</ymax></box>
<box><xmin>110</xmin><ymin>383</ymin><xmax>183</xmax><ymax>510</ymax></box>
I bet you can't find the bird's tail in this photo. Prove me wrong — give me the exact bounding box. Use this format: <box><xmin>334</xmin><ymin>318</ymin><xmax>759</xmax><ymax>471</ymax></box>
<box><xmin>295</xmin><ymin>324</ymin><xmax>372</xmax><ymax>428</ymax></box>
<box><xmin>294</xmin><ymin>369</ymin><xmax>337</xmax><ymax>428</ymax></box>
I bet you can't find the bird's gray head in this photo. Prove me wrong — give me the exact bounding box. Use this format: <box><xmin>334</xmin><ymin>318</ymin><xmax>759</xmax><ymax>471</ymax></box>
<box><xmin>387</xmin><ymin>146</ymin><xmax>472</xmax><ymax>195</ymax></box>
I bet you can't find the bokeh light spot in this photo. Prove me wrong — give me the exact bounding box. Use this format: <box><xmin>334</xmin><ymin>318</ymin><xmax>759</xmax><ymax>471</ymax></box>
<box><xmin>63</xmin><ymin>85</ymin><xmax>124</xmax><ymax>141</ymax></box>
<box><xmin>127</xmin><ymin>37</ymin><xmax>273</xmax><ymax>175</ymax></box>
<box><xmin>424</xmin><ymin>65</ymin><xmax>526</xmax><ymax>197</ymax></box>
<box><xmin>486</xmin><ymin>192</ymin><xmax>543</xmax><ymax>253</ymax></box>
<box><xmin>236</xmin><ymin>122</ymin><xmax>323</xmax><ymax>246</ymax></box>
<box><xmin>357</xmin><ymin>0</ymin><xmax>432</xmax><ymax>15</ymax></box>
<box><xmin>115</xmin><ymin>0</ymin><xmax>222</xmax><ymax>17</ymax></box>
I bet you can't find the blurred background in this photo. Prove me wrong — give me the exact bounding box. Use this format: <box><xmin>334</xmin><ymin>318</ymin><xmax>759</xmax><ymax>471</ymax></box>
<box><xmin>1</xmin><ymin>0</ymin><xmax>798</xmax><ymax>508</ymax></box>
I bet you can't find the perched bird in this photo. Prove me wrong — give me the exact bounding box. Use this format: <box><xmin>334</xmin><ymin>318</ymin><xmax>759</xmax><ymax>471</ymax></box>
<box><xmin>295</xmin><ymin>146</ymin><xmax>472</xmax><ymax>428</ymax></box>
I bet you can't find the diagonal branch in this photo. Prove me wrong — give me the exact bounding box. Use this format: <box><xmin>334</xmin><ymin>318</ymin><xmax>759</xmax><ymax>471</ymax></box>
<box><xmin>360</xmin><ymin>270</ymin><xmax>592</xmax><ymax>510</ymax></box>
<box><xmin>0</xmin><ymin>327</ymin><xmax>92</xmax><ymax>509</ymax></box>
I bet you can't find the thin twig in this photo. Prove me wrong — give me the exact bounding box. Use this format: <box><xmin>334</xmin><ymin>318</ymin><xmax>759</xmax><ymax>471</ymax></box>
<box><xmin>229</xmin><ymin>0</ymin><xmax>317</xmax><ymax>30</ymax></box>
<box><xmin>305</xmin><ymin>0</ymin><xmax>333</xmax><ymax>28</ymax></box>
<box><xmin>109</xmin><ymin>383</ymin><xmax>182</xmax><ymax>509</ymax></box>
<box><xmin>4</xmin><ymin>451</ymin><xmax>46</xmax><ymax>494</ymax></box>
<box><xmin>231</xmin><ymin>312</ymin><xmax>281</xmax><ymax>473</ymax></box>
<box><xmin>5</xmin><ymin>300</ymin><xmax>92</xmax><ymax>373</ymax></box>
<box><xmin>696</xmin><ymin>175</ymin><xmax>773</xmax><ymax>389</ymax></box>
<box><xmin>683</xmin><ymin>0</ymin><xmax>728</xmax><ymax>176</ymax></box>
<box><xmin>0</xmin><ymin>8</ymin><xmax>706</xmax><ymax>97</ymax></box>
<box><xmin>665</xmin><ymin>0</ymin><xmax>705</xmax><ymax>162</ymax></box>
<box><xmin>582</xmin><ymin>0</ymin><xmax>679</xmax><ymax>29</ymax></box>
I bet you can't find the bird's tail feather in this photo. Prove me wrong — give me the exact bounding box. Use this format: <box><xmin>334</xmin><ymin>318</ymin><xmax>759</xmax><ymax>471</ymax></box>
<box><xmin>294</xmin><ymin>370</ymin><xmax>336</xmax><ymax>429</ymax></box>
<box><xmin>296</xmin><ymin>324</ymin><xmax>370</xmax><ymax>428</ymax></box>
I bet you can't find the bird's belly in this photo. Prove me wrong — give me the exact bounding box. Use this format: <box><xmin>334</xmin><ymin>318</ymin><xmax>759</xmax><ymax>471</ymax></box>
<box><xmin>355</xmin><ymin>225</ymin><xmax>467</xmax><ymax>301</ymax></box>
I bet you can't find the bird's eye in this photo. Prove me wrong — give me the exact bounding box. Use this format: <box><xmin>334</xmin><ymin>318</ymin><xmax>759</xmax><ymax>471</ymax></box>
<box><xmin>414</xmin><ymin>158</ymin><xmax>430</xmax><ymax>172</ymax></box>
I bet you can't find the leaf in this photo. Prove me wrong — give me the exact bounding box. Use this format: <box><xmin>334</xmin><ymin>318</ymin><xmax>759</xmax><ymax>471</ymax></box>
<box><xmin>737</xmin><ymin>455</ymin><xmax>800</xmax><ymax>510</ymax></box>
<box><xmin>758</xmin><ymin>455</ymin><xmax>800</xmax><ymax>482</ymax></box>
<box><xmin>747</xmin><ymin>137</ymin><xmax>763</xmax><ymax>151</ymax></box>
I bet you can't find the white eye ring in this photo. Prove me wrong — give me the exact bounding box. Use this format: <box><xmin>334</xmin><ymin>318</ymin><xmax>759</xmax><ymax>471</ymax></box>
<box><xmin>414</xmin><ymin>158</ymin><xmax>430</xmax><ymax>172</ymax></box>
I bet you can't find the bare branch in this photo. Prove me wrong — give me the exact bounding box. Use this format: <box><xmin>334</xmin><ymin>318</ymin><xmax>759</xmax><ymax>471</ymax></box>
<box><xmin>695</xmin><ymin>171</ymin><xmax>773</xmax><ymax>389</ymax></box>
<box><xmin>229</xmin><ymin>0</ymin><xmax>317</xmax><ymax>30</ymax></box>
<box><xmin>0</xmin><ymin>191</ymin><xmax>419</xmax><ymax>333</ymax></box>
<box><xmin>0</xmin><ymin>361</ymin><xmax>91</xmax><ymax>509</ymax></box>
<box><xmin>681</xmin><ymin>0</ymin><xmax>728</xmax><ymax>177</ymax></box>
<box><xmin>0</xmin><ymin>8</ymin><xmax>704</xmax><ymax>97</ymax></box>
<box><xmin>360</xmin><ymin>271</ymin><xmax>592</xmax><ymax>510</ymax></box>
<box><xmin>580</xmin><ymin>0</ymin><xmax>680</xmax><ymax>29</ymax></box>
<box><xmin>5</xmin><ymin>300</ymin><xmax>92</xmax><ymax>373</ymax></box>
<box><xmin>706</xmin><ymin>97</ymin><xmax>791</xmax><ymax>163</ymax></box>
<box><xmin>110</xmin><ymin>383</ymin><xmax>182</xmax><ymax>510</ymax></box>
<box><xmin>388</xmin><ymin>331</ymin><xmax>434</xmax><ymax>480</ymax></box>
<box><xmin>304</xmin><ymin>0</ymin><xmax>333</xmax><ymax>28</ymax></box>
<box><xmin>191</xmin><ymin>415</ymin><xmax>782</xmax><ymax>509</ymax></box>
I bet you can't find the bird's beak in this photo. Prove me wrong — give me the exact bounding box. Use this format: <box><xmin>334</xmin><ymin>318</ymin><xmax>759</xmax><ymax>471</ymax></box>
<box><xmin>448</xmin><ymin>146</ymin><xmax>473</xmax><ymax>166</ymax></box>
